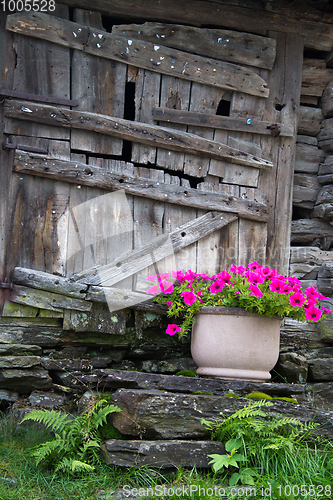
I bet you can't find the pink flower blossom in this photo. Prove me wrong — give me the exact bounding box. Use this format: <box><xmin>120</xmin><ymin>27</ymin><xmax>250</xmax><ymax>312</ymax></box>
<box><xmin>209</xmin><ymin>281</ymin><xmax>225</xmax><ymax>293</ymax></box>
<box><xmin>214</xmin><ymin>271</ymin><xmax>233</xmax><ymax>284</ymax></box>
<box><xmin>321</xmin><ymin>307</ymin><xmax>333</xmax><ymax>314</ymax></box>
<box><xmin>248</xmin><ymin>271</ymin><xmax>264</xmax><ymax>285</ymax></box>
<box><xmin>249</xmin><ymin>283</ymin><xmax>263</xmax><ymax>298</ymax></box>
<box><xmin>172</xmin><ymin>270</ymin><xmax>185</xmax><ymax>281</ymax></box>
<box><xmin>230</xmin><ymin>264</ymin><xmax>247</xmax><ymax>275</ymax></box>
<box><xmin>180</xmin><ymin>291</ymin><xmax>197</xmax><ymax>305</ymax></box>
<box><xmin>261</xmin><ymin>267</ymin><xmax>277</xmax><ymax>280</ymax></box>
<box><xmin>146</xmin><ymin>284</ymin><xmax>160</xmax><ymax>295</ymax></box>
<box><xmin>146</xmin><ymin>274</ymin><xmax>158</xmax><ymax>282</ymax></box>
<box><xmin>166</xmin><ymin>324</ymin><xmax>181</xmax><ymax>336</ymax></box>
<box><xmin>269</xmin><ymin>279</ymin><xmax>288</xmax><ymax>294</ymax></box>
<box><xmin>290</xmin><ymin>291</ymin><xmax>305</xmax><ymax>307</ymax></box>
<box><xmin>304</xmin><ymin>286</ymin><xmax>321</xmax><ymax>301</ymax></box>
<box><xmin>248</xmin><ymin>261</ymin><xmax>261</xmax><ymax>271</ymax></box>
<box><xmin>304</xmin><ymin>304</ymin><xmax>322</xmax><ymax>321</ymax></box>
<box><xmin>288</xmin><ymin>276</ymin><xmax>302</xmax><ymax>287</ymax></box>
<box><xmin>159</xmin><ymin>279</ymin><xmax>173</xmax><ymax>294</ymax></box>
<box><xmin>166</xmin><ymin>301</ymin><xmax>173</xmax><ymax>307</ymax></box>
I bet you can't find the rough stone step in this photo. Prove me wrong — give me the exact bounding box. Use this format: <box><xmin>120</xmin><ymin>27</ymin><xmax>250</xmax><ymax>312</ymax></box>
<box><xmin>101</xmin><ymin>440</ymin><xmax>224</xmax><ymax>469</ymax></box>
<box><xmin>110</xmin><ymin>389</ymin><xmax>333</xmax><ymax>440</ymax></box>
<box><xmin>77</xmin><ymin>368</ymin><xmax>306</xmax><ymax>399</ymax></box>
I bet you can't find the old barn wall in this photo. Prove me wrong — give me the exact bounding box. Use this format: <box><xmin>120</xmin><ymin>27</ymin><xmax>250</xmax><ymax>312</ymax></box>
<box><xmin>1</xmin><ymin>1</ymin><xmax>333</xmax><ymax>423</ymax></box>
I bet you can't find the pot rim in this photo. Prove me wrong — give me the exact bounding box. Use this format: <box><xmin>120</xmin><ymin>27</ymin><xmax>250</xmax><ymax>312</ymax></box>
<box><xmin>196</xmin><ymin>306</ymin><xmax>281</xmax><ymax>319</ymax></box>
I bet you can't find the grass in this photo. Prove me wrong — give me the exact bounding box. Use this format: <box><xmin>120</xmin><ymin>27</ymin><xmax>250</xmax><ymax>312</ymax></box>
<box><xmin>0</xmin><ymin>408</ymin><xmax>333</xmax><ymax>500</ymax></box>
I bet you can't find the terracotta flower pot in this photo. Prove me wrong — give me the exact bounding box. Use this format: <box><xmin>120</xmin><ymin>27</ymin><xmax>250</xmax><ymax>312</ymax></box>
<box><xmin>191</xmin><ymin>306</ymin><xmax>281</xmax><ymax>382</ymax></box>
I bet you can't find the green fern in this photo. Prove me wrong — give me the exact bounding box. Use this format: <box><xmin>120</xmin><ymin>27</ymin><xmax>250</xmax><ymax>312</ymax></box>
<box><xmin>20</xmin><ymin>399</ymin><xmax>121</xmax><ymax>473</ymax></box>
<box><xmin>201</xmin><ymin>400</ymin><xmax>320</xmax><ymax>478</ymax></box>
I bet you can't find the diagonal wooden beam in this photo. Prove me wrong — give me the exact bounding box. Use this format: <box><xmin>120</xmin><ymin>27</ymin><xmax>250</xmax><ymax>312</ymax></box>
<box><xmin>6</xmin><ymin>12</ymin><xmax>269</xmax><ymax>97</ymax></box>
<box><xmin>13</xmin><ymin>150</ymin><xmax>269</xmax><ymax>221</ymax></box>
<box><xmin>5</xmin><ymin>100</ymin><xmax>273</xmax><ymax>169</ymax></box>
<box><xmin>73</xmin><ymin>212</ymin><xmax>238</xmax><ymax>286</ymax></box>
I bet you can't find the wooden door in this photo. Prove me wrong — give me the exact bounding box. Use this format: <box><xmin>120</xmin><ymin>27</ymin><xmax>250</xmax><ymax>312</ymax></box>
<box><xmin>0</xmin><ymin>8</ymin><xmax>303</xmax><ymax>317</ymax></box>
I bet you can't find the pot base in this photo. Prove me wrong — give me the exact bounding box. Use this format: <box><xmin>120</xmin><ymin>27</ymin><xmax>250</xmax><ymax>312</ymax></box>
<box><xmin>196</xmin><ymin>367</ymin><xmax>272</xmax><ymax>382</ymax></box>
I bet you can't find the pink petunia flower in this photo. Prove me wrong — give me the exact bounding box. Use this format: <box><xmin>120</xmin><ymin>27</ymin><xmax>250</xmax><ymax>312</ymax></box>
<box><xmin>248</xmin><ymin>261</ymin><xmax>261</xmax><ymax>272</ymax></box>
<box><xmin>321</xmin><ymin>307</ymin><xmax>333</xmax><ymax>314</ymax></box>
<box><xmin>230</xmin><ymin>264</ymin><xmax>247</xmax><ymax>275</ymax></box>
<box><xmin>166</xmin><ymin>324</ymin><xmax>181</xmax><ymax>336</ymax></box>
<box><xmin>304</xmin><ymin>304</ymin><xmax>322</xmax><ymax>321</ymax></box>
<box><xmin>249</xmin><ymin>283</ymin><xmax>263</xmax><ymax>298</ymax></box>
<box><xmin>247</xmin><ymin>271</ymin><xmax>264</xmax><ymax>285</ymax></box>
<box><xmin>166</xmin><ymin>301</ymin><xmax>173</xmax><ymax>307</ymax></box>
<box><xmin>304</xmin><ymin>286</ymin><xmax>321</xmax><ymax>301</ymax></box>
<box><xmin>290</xmin><ymin>291</ymin><xmax>305</xmax><ymax>307</ymax></box>
<box><xmin>261</xmin><ymin>267</ymin><xmax>277</xmax><ymax>280</ymax></box>
<box><xmin>159</xmin><ymin>279</ymin><xmax>173</xmax><ymax>294</ymax></box>
<box><xmin>209</xmin><ymin>281</ymin><xmax>225</xmax><ymax>293</ymax></box>
<box><xmin>180</xmin><ymin>291</ymin><xmax>197</xmax><ymax>305</ymax></box>
<box><xmin>172</xmin><ymin>270</ymin><xmax>185</xmax><ymax>281</ymax></box>
<box><xmin>269</xmin><ymin>279</ymin><xmax>288</xmax><ymax>294</ymax></box>
<box><xmin>146</xmin><ymin>284</ymin><xmax>160</xmax><ymax>295</ymax></box>
<box><xmin>146</xmin><ymin>274</ymin><xmax>158</xmax><ymax>282</ymax></box>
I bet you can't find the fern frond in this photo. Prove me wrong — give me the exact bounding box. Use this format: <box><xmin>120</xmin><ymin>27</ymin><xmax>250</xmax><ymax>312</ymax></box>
<box><xmin>55</xmin><ymin>457</ymin><xmax>95</xmax><ymax>473</ymax></box>
<box><xmin>30</xmin><ymin>435</ymin><xmax>65</xmax><ymax>465</ymax></box>
<box><xmin>90</xmin><ymin>405</ymin><xmax>122</xmax><ymax>428</ymax></box>
<box><xmin>20</xmin><ymin>409</ymin><xmax>70</xmax><ymax>433</ymax></box>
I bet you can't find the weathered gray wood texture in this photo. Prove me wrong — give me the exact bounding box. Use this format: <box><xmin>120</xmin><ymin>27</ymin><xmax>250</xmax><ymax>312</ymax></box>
<box><xmin>6</xmin><ymin>13</ymin><xmax>269</xmax><ymax>97</ymax></box>
<box><xmin>57</xmin><ymin>0</ymin><xmax>333</xmax><ymax>51</ymax></box>
<box><xmin>5</xmin><ymin>100</ymin><xmax>273</xmax><ymax>169</ymax></box>
<box><xmin>112</xmin><ymin>22</ymin><xmax>277</xmax><ymax>70</ymax></box>
<box><xmin>12</xmin><ymin>151</ymin><xmax>268</xmax><ymax>221</ymax></box>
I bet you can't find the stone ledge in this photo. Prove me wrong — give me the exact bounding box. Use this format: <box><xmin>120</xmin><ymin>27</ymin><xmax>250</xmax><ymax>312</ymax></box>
<box><xmin>110</xmin><ymin>389</ymin><xmax>333</xmax><ymax>440</ymax></box>
<box><xmin>76</xmin><ymin>369</ymin><xmax>306</xmax><ymax>398</ymax></box>
<box><xmin>101</xmin><ymin>440</ymin><xmax>224</xmax><ymax>468</ymax></box>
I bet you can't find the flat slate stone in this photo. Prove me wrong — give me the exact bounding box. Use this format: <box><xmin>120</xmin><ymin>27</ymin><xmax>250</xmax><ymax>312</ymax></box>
<box><xmin>0</xmin><ymin>356</ymin><xmax>41</xmax><ymax>368</ymax></box>
<box><xmin>0</xmin><ymin>343</ymin><xmax>42</xmax><ymax>355</ymax></box>
<box><xmin>101</xmin><ymin>439</ymin><xmax>224</xmax><ymax>468</ymax></box>
<box><xmin>110</xmin><ymin>389</ymin><xmax>333</xmax><ymax>439</ymax></box>
<box><xmin>77</xmin><ymin>369</ymin><xmax>306</xmax><ymax>398</ymax></box>
<box><xmin>0</xmin><ymin>367</ymin><xmax>52</xmax><ymax>393</ymax></box>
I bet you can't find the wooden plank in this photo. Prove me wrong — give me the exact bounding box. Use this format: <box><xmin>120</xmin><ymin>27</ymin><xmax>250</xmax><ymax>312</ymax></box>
<box><xmin>131</xmin><ymin>68</ymin><xmax>160</xmax><ymax>164</ymax></box>
<box><xmin>159</xmin><ymin>175</ymin><xmax>197</xmax><ymax>275</ymax></box>
<box><xmin>71</xmin><ymin>9</ymin><xmax>126</xmax><ymax>155</ymax></box>
<box><xmin>5</xmin><ymin>100</ymin><xmax>273</xmax><ymax>169</ymax></box>
<box><xmin>196</xmin><ymin>183</ymin><xmax>239</xmax><ymax>273</ymax></box>
<box><xmin>219</xmin><ymin>136</ymin><xmax>260</xmax><ymax>188</ymax></box>
<box><xmin>6</xmin><ymin>13</ymin><xmax>269</xmax><ymax>97</ymax></box>
<box><xmin>12</xmin><ymin>285</ymin><xmax>92</xmax><ymax>312</ymax></box>
<box><xmin>12</xmin><ymin>267</ymin><xmax>88</xmax><ymax>298</ymax></box>
<box><xmin>112</xmin><ymin>22</ymin><xmax>276</xmax><ymax>69</ymax></box>
<box><xmin>156</xmin><ymin>75</ymin><xmax>191</xmax><ymax>172</ymax></box>
<box><xmin>13</xmin><ymin>150</ymin><xmax>269</xmax><ymax>221</ymax></box>
<box><xmin>7</xmin><ymin>8</ymin><xmax>70</xmax><ymax>141</ymax></box>
<box><xmin>74</xmin><ymin>211</ymin><xmax>238</xmax><ymax>286</ymax></box>
<box><xmin>0</xmin><ymin>11</ymin><xmax>16</xmax><ymax>315</ymax></box>
<box><xmin>153</xmin><ymin>107</ymin><xmax>294</xmax><ymax>137</ymax></box>
<box><xmin>184</xmin><ymin>83</ymin><xmax>224</xmax><ymax>178</ymax></box>
<box><xmin>258</xmin><ymin>32</ymin><xmax>304</xmax><ymax>273</ymax></box>
<box><xmin>57</xmin><ymin>0</ymin><xmax>333</xmax><ymax>52</ymax></box>
<box><xmin>132</xmin><ymin>167</ymin><xmax>165</xmax><ymax>289</ymax></box>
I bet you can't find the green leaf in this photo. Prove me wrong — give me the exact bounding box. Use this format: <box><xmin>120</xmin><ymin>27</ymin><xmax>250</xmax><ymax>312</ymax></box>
<box><xmin>225</xmin><ymin>438</ymin><xmax>242</xmax><ymax>452</ymax></box>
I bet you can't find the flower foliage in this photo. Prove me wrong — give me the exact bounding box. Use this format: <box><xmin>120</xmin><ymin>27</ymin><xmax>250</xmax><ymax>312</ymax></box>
<box><xmin>146</xmin><ymin>262</ymin><xmax>332</xmax><ymax>339</ymax></box>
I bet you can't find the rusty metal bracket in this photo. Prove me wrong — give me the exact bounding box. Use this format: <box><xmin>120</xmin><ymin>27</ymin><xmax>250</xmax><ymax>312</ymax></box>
<box><xmin>0</xmin><ymin>87</ymin><xmax>78</xmax><ymax>107</ymax></box>
<box><xmin>2</xmin><ymin>139</ymin><xmax>48</xmax><ymax>154</ymax></box>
